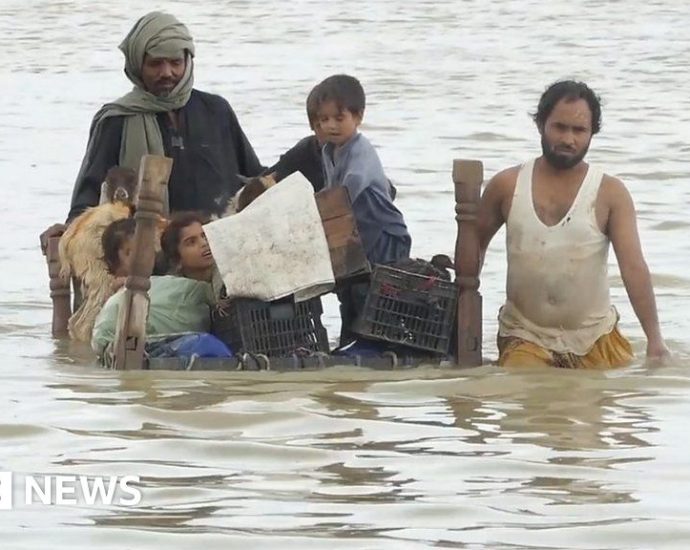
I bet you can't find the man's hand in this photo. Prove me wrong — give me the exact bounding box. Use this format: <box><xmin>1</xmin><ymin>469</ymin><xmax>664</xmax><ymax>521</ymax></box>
<box><xmin>646</xmin><ymin>338</ymin><xmax>671</xmax><ymax>361</ymax></box>
<box><xmin>39</xmin><ymin>223</ymin><xmax>66</xmax><ymax>255</ymax></box>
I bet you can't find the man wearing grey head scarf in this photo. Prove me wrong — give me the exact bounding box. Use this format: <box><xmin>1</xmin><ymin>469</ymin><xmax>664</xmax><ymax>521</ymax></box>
<box><xmin>64</xmin><ymin>11</ymin><xmax>263</xmax><ymax>222</ymax></box>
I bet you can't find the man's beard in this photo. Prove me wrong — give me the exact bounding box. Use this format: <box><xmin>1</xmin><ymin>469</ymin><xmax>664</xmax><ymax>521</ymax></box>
<box><xmin>541</xmin><ymin>135</ymin><xmax>589</xmax><ymax>170</ymax></box>
<box><xmin>153</xmin><ymin>79</ymin><xmax>177</xmax><ymax>97</ymax></box>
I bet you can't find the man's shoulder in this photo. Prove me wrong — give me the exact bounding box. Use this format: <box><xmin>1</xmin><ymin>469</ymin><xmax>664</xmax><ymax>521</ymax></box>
<box><xmin>89</xmin><ymin>108</ymin><xmax>125</xmax><ymax>128</ymax></box>
<box><xmin>597</xmin><ymin>172</ymin><xmax>632</xmax><ymax>206</ymax></box>
<box><xmin>599</xmin><ymin>172</ymin><xmax>627</xmax><ymax>192</ymax></box>
<box><xmin>189</xmin><ymin>89</ymin><xmax>233</xmax><ymax>112</ymax></box>
<box><xmin>486</xmin><ymin>164</ymin><xmax>521</xmax><ymax>195</ymax></box>
<box><xmin>493</xmin><ymin>164</ymin><xmax>522</xmax><ymax>181</ymax></box>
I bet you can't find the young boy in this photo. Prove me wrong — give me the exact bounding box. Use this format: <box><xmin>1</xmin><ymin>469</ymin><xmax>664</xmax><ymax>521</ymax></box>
<box><xmin>316</xmin><ymin>74</ymin><xmax>410</xmax><ymax>265</ymax></box>
<box><xmin>269</xmin><ymin>81</ymin><xmax>399</xmax><ymax>199</ymax></box>
<box><xmin>314</xmin><ymin>74</ymin><xmax>411</xmax><ymax>344</ymax></box>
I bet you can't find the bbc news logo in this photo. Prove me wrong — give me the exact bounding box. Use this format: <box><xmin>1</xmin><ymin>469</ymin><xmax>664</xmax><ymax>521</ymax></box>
<box><xmin>0</xmin><ymin>472</ymin><xmax>141</xmax><ymax>509</ymax></box>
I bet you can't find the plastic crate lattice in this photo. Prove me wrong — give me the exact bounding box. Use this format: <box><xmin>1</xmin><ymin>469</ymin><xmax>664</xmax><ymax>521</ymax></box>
<box><xmin>212</xmin><ymin>297</ymin><xmax>329</xmax><ymax>357</ymax></box>
<box><xmin>355</xmin><ymin>265</ymin><xmax>457</xmax><ymax>354</ymax></box>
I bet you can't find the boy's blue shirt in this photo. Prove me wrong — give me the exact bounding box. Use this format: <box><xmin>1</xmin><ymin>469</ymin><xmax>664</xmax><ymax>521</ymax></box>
<box><xmin>322</xmin><ymin>132</ymin><xmax>410</xmax><ymax>264</ymax></box>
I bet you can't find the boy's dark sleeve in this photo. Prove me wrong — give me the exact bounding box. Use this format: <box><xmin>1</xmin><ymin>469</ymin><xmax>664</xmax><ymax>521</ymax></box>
<box><xmin>269</xmin><ymin>136</ymin><xmax>325</xmax><ymax>191</ymax></box>
<box><xmin>67</xmin><ymin>116</ymin><xmax>123</xmax><ymax>223</ymax></box>
<box><xmin>227</xmin><ymin>104</ymin><xmax>263</xmax><ymax>177</ymax></box>
<box><xmin>268</xmin><ymin>136</ymin><xmax>313</xmax><ymax>181</ymax></box>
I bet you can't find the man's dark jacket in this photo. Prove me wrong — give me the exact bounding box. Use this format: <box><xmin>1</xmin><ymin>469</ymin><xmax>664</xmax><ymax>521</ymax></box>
<box><xmin>68</xmin><ymin>89</ymin><xmax>263</xmax><ymax>221</ymax></box>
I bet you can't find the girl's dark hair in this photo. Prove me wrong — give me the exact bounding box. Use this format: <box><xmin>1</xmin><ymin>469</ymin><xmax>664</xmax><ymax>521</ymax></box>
<box><xmin>314</xmin><ymin>74</ymin><xmax>366</xmax><ymax>116</ymax></box>
<box><xmin>532</xmin><ymin>80</ymin><xmax>602</xmax><ymax>134</ymax></box>
<box><xmin>101</xmin><ymin>217</ymin><xmax>136</xmax><ymax>275</ymax></box>
<box><xmin>159</xmin><ymin>211</ymin><xmax>208</xmax><ymax>266</ymax></box>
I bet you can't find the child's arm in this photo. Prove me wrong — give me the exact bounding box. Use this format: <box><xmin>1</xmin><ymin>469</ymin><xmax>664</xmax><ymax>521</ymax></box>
<box><xmin>268</xmin><ymin>136</ymin><xmax>320</xmax><ymax>182</ymax></box>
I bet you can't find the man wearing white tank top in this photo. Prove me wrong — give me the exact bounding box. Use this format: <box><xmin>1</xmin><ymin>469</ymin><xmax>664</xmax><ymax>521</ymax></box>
<box><xmin>478</xmin><ymin>81</ymin><xmax>668</xmax><ymax>368</ymax></box>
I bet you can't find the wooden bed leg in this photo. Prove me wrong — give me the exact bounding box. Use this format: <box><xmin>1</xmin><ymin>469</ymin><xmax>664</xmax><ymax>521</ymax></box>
<box><xmin>46</xmin><ymin>236</ymin><xmax>71</xmax><ymax>338</ymax></box>
<box><xmin>453</xmin><ymin>160</ymin><xmax>483</xmax><ymax>366</ymax></box>
<box><xmin>112</xmin><ymin>155</ymin><xmax>172</xmax><ymax>370</ymax></box>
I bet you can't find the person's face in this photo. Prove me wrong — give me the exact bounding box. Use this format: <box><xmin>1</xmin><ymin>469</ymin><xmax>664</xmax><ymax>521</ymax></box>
<box><xmin>317</xmin><ymin>101</ymin><xmax>362</xmax><ymax>147</ymax></box>
<box><xmin>177</xmin><ymin>222</ymin><xmax>214</xmax><ymax>271</ymax></box>
<box><xmin>540</xmin><ymin>98</ymin><xmax>593</xmax><ymax>170</ymax></box>
<box><xmin>141</xmin><ymin>54</ymin><xmax>186</xmax><ymax>97</ymax></box>
<box><xmin>115</xmin><ymin>235</ymin><xmax>134</xmax><ymax>278</ymax></box>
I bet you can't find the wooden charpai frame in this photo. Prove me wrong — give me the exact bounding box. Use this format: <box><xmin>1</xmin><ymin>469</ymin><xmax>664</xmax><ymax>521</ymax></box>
<box><xmin>44</xmin><ymin>155</ymin><xmax>483</xmax><ymax>370</ymax></box>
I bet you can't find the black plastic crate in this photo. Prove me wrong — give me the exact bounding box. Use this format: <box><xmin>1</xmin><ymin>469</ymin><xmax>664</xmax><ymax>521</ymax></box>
<box><xmin>354</xmin><ymin>265</ymin><xmax>458</xmax><ymax>354</ymax></box>
<box><xmin>211</xmin><ymin>296</ymin><xmax>329</xmax><ymax>357</ymax></box>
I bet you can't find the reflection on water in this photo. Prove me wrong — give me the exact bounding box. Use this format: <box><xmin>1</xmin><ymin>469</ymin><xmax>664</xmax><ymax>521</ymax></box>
<box><xmin>2</xmin><ymin>362</ymin><xmax>685</xmax><ymax>547</ymax></box>
<box><xmin>2</xmin><ymin>0</ymin><xmax>690</xmax><ymax>547</ymax></box>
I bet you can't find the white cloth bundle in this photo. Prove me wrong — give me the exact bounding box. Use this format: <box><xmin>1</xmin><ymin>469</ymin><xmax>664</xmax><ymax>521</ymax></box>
<box><xmin>204</xmin><ymin>173</ymin><xmax>335</xmax><ymax>302</ymax></box>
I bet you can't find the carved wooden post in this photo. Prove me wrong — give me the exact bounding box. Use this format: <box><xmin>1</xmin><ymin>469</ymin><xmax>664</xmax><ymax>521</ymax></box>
<box><xmin>453</xmin><ymin>160</ymin><xmax>483</xmax><ymax>366</ymax></box>
<box><xmin>46</xmin><ymin>236</ymin><xmax>71</xmax><ymax>338</ymax></box>
<box><xmin>112</xmin><ymin>155</ymin><xmax>172</xmax><ymax>370</ymax></box>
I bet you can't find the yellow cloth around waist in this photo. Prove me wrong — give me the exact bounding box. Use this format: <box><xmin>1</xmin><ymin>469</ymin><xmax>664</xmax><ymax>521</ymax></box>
<box><xmin>498</xmin><ymin>324</ymin><xmax>634</xmax><ymax>370</ymax></box>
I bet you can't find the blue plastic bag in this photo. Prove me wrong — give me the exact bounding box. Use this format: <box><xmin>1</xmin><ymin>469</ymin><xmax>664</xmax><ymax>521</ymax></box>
<box><xmin>147</xmin><ymin>333</ymin><xmax>233</xmax><ymax>360</ymax></box>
